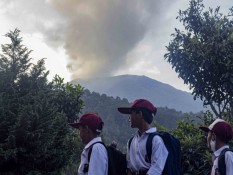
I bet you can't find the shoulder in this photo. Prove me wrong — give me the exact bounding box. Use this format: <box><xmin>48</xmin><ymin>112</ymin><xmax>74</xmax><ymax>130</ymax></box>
<box><xmin>152</xmin><ymin>136</ymin><xmax>166</xmax><ymax>150</ymax></box>
<box><xmin>225</xmin><ymin>150</ymin><xmax>233</xmax><ymax>159</ymax></box>
<box><xmin>147</xmin><ymin>133</ymin><xmax>166</xmax><ymax>150</ymax></box>
<box><xmin>91</xmin><ymin>142</ymin><xmax>108</xmax><ymax>158</ymax></box>
<box><xmin>149</xmin><ymin>133</ymin><xmax>164</xmax><ymax>143</ymax></box>
<box><xmin>92</xmin><ymin>142</ymin><xmax>106</xmax><ymax>150</ymax></box>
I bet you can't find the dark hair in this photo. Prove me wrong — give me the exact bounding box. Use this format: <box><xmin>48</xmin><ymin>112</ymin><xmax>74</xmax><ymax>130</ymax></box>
<box><xmin>134</xmin><ymin>108</ymin><xmax>154</xmax><ymax>124</ymax></box>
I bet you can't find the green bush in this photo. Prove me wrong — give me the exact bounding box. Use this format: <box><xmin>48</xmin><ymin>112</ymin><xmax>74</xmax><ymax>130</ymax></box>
<box><xmin>172</xmin><ymin>111</ymin><xmax>233</xmax><ymax>175</ymax></box>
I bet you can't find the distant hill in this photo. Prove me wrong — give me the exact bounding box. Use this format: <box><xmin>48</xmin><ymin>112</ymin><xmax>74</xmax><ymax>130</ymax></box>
<box><xmin>72</xmin><ymin>75</ymin><xmax>204</xmax><ymax>113</ymax></box>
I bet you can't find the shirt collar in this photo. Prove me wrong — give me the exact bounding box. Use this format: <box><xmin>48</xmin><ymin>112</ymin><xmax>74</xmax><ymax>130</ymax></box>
<box><xmin>145</xmin><ymin>127</ymin><xmax>157</xmax><ymax>133</ymax></box>
<box><xmin>214</xmin><ymin>145</ymin><xmax>229</xmax><ymax>157</ymax></box>
<box><xmin>85</xmin><ymin>137</ymin><xmax>102</xmax><ymax>149</ymax></box>
<box><xmin>137</xmin><ymin>127</ymin><xmax>157</xmax><ymax>136</ymax></box>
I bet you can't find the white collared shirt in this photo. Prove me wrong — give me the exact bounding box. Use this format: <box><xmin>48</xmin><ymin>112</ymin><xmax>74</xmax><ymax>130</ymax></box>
<box><xmin>78</xmin><ymin>137</ymin><xmax>108</xmax><ymax>175</ymax></box>
<box><xmin>211</xmin><ymin>145</ymin><xmax>233</xmax><ymax>175</ymax></box>
<box><xmin>127</xmin><ymin>127</ymin><xmax>168</xmax><ymax>175</ymax></box>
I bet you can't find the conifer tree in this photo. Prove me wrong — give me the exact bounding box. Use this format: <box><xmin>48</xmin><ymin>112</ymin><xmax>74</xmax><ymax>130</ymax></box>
<box><xmin>0</xmin><ymin>29</ymin><xmax>83</xmax><ymax>175</ymax></box>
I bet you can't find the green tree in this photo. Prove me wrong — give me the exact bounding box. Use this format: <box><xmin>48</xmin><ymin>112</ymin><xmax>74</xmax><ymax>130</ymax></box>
<box><xmin>172</xmin><ymin>115</ymin><xmax>210</xmax><ymax>175</ymax></box>
<box><xmin>164</xmin><ymin>0</ymin><xmax>233</xmax><ymax>118</ymax></box>
<box><xmin>0</xmin><ymin>29</ymin><xmax>83</xmax><ymax>175</ymax></box>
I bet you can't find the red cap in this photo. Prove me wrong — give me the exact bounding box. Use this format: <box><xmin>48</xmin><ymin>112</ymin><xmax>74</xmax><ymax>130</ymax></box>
<box><xmin>200</xmin><ymin>119</ymin><xmax>233</xmax><ymax>143</ymax></box>
<box><xmin>118</xmin><ymin>99</ymin><xmax>157</xmax><ymax>114</ymax></box>
<box><xmin>68</xmin><ymin>113</ymin><xmax>104</xmax><ymax>133</ymax></box>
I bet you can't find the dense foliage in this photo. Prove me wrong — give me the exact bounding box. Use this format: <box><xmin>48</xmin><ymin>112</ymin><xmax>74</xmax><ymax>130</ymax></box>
<box><xmin>172</xmin><ymin>114</ymin><xmax>211</xmax><ymax>175</ymax></box>
<box><xmin>0</xmin><ymin>29</ymin><xmax>84</xmax><ymax>175</ymax></box>
<box><xmin>164</xmin><ymin>0</ymin><xmax>233</xmax><ymax>118</ymax></box>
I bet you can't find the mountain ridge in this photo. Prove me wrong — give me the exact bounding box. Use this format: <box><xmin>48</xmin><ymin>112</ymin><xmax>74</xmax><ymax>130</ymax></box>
<box><xmin>72</xmin><ymin>74</ymin><xmax>204</xmax><ymax>113</ymax></box>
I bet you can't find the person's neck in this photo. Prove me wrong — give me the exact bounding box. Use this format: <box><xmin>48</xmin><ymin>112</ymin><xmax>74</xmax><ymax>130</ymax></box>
<box><xmin>215</xmin><ymin>139</ymin><xmax>227</xmax><ymax>151</ymax></box>
<box><xmin>138</xmin><ymin>123</ymin><xmax>151</xmax><ymax>136</ymax></box>
<box><xmin>85</xmin><ymin>135</ymin><xmax>98</xmax><ymax>144</ymax></box>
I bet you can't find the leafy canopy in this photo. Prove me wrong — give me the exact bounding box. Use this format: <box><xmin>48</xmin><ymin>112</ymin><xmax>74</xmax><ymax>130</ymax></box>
<box><xmin>164</xmin><ymin>0</ymin><xmax>233</xmax><ymax>118</ymax></box>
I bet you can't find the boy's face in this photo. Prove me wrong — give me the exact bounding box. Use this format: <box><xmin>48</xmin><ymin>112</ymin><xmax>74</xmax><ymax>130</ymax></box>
<box><xmin>207</xmin><ymin>131</ymin><xmax>216</xmax><ymax>151</ymax></box>
<box><xmin>129</xmin><ymin>110</ymin><xmax>141</xmax><ymax>128</ymax></box>
<box><xmin>207</xmin><ymin>131</ymin><xmax>212</xmax><ymax>149</ymax></box>
<box><xmin>78</xmin><ymin>125</ymin><xmax>90</xmax><ymax>144</ymax></box>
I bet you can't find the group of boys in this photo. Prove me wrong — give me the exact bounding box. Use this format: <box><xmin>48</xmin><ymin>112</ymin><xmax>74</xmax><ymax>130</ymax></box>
<box><xmin>69</xmin><ymin>99</ymin><xmax>233</xmax><ymax>175</ymax></box>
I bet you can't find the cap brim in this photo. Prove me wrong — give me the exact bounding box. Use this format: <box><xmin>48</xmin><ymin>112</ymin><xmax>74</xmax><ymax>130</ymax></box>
<box><xmin>118</xmin><ymin>107</ymin><xmax>132</xmax><ymax>114</ymax></box>
<box><xmin>199</xmin><ymin>126</ymin><xmax>210</xmax><ymax>132</ymax></box>
<box><xmin>68</xmin><ymin>122</ymin><xmax>81</xmax><ymax>129</ymax></box>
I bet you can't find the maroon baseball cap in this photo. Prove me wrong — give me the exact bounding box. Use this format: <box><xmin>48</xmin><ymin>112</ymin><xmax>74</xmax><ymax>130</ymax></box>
<box><xmin>118</xmin><ymin>99</ymin><xmax>157</xmax><ymax>115</ymax></box>
<box><xmin>200</xmin><ymin>119</ymin><xmax>233</xmax><ymax>143</ymax></box>
<box><xmin>68</xmin><ymin>113</ymin><xmax>104</xmax><ymax>133</ymax></box>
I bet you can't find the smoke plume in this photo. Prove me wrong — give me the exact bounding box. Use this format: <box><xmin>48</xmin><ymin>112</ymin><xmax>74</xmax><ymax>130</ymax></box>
<box><xmin>0</xmin><ymin>0</ymin><xmax>172</xmax><ymax>80</ymax></box>
<box><xmin>49</xmin><ymin>0</ymin><xmax>171</xmax><ymax>80</ymax></box>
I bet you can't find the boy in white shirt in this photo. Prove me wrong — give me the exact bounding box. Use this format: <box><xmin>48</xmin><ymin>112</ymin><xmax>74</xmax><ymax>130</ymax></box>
<box><xmin>200</xmin><ymin>119</ymin><xmax>233</xmax><ymax>175</ymax></box>
<box><xmin>118</xmin><ymin>99</ymin><xmax>168</xmax><ymax>175</ymax></box>
<box><xmin>69</xmin><ymin>113</ymin><xmax>108</xmax><ymax>175</ymax></box>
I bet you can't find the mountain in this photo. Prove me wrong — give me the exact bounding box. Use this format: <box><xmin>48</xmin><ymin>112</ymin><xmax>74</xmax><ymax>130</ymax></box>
<box><xmin>72</xmin><ymin>74</ymin><xmax>204</xmax><ymax>113</ymax></box>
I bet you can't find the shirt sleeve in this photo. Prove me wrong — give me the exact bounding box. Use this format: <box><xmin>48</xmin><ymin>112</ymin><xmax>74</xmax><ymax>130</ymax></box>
<box><xmin>88</xmin><ymin>143</ymin><xmax>108</xmax><ymax>175</ymax></box>
<box><xmin>225</xmin><ymin>151</ymin><xmax>233</xmax><ymax>175</ymax></box>
<box><xmin>147</xmin><ymin>136</ymin><xmax>168</xmax><ymax>175</ymax></box>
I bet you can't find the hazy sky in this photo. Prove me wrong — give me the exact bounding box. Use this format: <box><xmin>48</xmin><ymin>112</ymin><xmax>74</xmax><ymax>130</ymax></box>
<box><xmin>0</xmin><ymin>0</ymin><xmax>232</xmax><ymax>92</ymax></box>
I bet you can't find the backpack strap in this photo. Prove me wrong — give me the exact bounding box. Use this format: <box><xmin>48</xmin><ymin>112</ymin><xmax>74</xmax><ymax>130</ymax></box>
<box><xmin>128</xmin><ymin>137</ymin><xmax>134</xmax><ymax>150</ymax></box>
<box><xmin>146</xmin><ymin>131</ymin><xmax>182</xmax><ymax>175</ymax></box>
<box><xmin>84</xmin><ymin>141</ymin><xmax>106</xmax><ymax>173</ymax></box>
<box><xmin>88</xmin><ymin>141</ymin><xmax>105</xmax><ymax>161</ymax></box>
<box><xmin>145</xmin><ymin>132</ymin><xmax>157</xmax><ymax>163</ymax></box>
<box><xmin>218</xmin><ymin>147</ymin><xmax>233</xmax><ymax>175</ymax></box>
<box><xmin>127</xmin><ymin>133</ymin><xmax>157</xmax><ymax>164</ymax></box>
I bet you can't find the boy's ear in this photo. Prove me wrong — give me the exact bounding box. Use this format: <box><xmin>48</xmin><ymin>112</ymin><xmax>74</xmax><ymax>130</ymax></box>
<box><xmin>211</xmin><ymin>133</ymin><xmax>216</xmax><ymax>141</ymax></box>
<box><xmin>138</xmin><ymin>111</ymin><xmax>144</xmax><ymax>119</ymax></box>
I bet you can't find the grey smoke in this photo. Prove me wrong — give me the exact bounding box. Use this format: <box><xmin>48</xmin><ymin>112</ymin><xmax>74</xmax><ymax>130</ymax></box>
<box><xmin>49</xmin><ymin>0</ymin><xmax>172</xmax><ymax>80</ymax></box>
<box><xmin>0</xmin><ymin>0</ymin><xmax>173</xmax><ymax>80</ymax></box>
